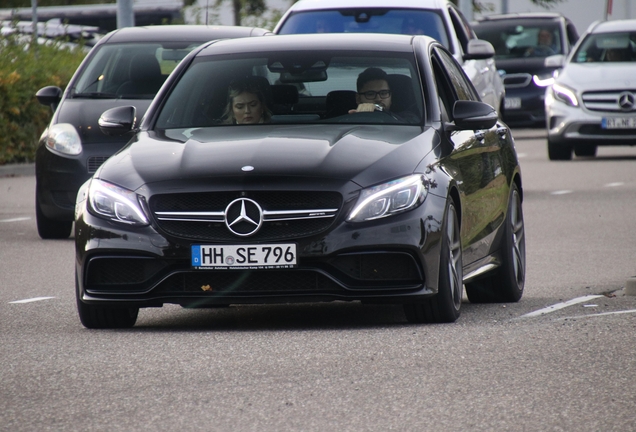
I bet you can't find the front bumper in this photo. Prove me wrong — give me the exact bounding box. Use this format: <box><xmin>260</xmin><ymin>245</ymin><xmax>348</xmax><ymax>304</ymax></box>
<box><xmin>546</xmin><ymin>92</ymin><xmax>636</xmax><ymax>146</ymax></box>
<box><xmin>75</xmin><ymin>193</ymin><xmax>447</xmax><ymax>308</ymax></box>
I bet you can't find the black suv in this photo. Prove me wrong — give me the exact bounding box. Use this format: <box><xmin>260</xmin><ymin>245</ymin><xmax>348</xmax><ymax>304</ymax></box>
<box><xmin>473</xmin><ymin>12</ymin><xmax>579</xmax><ymax>126</ymax></box>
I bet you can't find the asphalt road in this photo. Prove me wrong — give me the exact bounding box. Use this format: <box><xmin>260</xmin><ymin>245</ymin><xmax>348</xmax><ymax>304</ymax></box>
<box><xmin>1</xmin><ymin>129</ymin><xmax>636</xmax><ymax>431</ymax></box>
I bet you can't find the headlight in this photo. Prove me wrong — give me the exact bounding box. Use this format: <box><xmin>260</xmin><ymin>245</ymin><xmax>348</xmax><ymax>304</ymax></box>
<box><xmin>87</xmin><ymin>179</ymin><xmax>149</xmax><ymax>226</ymax></box>
<box><xmin>45</xmin><ymin>123</ymin><xmax>82</xmax><ymax>155</ymax></box>
<box><xmin>347</xmin><ymin>175</ymin><xmax>427</xmax><ymax>222</ymax></box>
<box><xmin>551</xmin><ymin>83</ymin><xmax>579</xmax><ymax>107</ymax></box>
<box><xmin>533</xmin><ymin>72</ymin><xmax>555</xmax><ymax>87</ymax></box>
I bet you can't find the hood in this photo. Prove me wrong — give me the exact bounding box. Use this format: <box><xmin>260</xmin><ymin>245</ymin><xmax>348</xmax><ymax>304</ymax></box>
<box><xmin>98</xmin><ymin>124</ymin><xmax>435</xmax><ymax>191</ymax></box>
<box><xmin>558</xmin><ymin>63</ymin><xmax>636</xmax><ymax>91</ymax></box>
<box><xmin>495</xmin><ymin>57</ymin><xmax>555</xmax><ymax>75</ymax></box>
<box><xmin>55</xmin><ymin>99</ymin><xmax>153</xmax><ymax>145</ymax></box>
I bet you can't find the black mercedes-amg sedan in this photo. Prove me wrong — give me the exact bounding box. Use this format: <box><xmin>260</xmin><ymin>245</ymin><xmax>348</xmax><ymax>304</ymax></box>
<box><xmin>74</xmin><ymin>33</ymin><xmax>526</xmax><ymax>328</ymax></box>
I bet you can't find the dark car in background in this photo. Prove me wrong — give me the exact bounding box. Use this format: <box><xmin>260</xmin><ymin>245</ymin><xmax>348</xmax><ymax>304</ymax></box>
<box><xmin>473</xmin><ymin>13</ymin><xmax>579</xmax><ymax>126</ymax></box>
<box><xmin>74</xmin><ymin>33</ymin><xmax>525</xmax><ymax>328</ymax></box>
<box><xmin>35</xmin><ymin>25</ymin><xmax>270</xmax><ymax>239</ymax></box>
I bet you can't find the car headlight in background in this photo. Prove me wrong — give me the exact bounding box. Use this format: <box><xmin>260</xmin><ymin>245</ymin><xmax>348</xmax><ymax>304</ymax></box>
<box><xmin>551</xmin><ymin>83</ymin><xmax>579</xmax><ymax>107</ymax></box>
<box><xmin>347</xmin><ymin>174</ymin><xmax>427</xmax><ymax>222</ymax></box>
<box><xmin>87</xmin><ymin>179</ymin><xmax>149</xmax><ymax>226</ymax></box>
<box><xmin>533</xmin><ymin>72</ymin><xmax>555</xmax><ymax>87</ymax></box>
<box><xmin>44</xmin><ymin>123</ymin><xmax>82</xmax><ymax>155</ymax></box>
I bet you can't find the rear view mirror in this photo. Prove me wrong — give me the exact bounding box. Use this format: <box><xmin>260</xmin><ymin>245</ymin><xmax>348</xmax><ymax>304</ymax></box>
<box><xmin>452</xmin><ymin>100</ymin><xmax>498</xmax><ymax>130</ymax></box>
<box><xmin>545</xmin><ymin>54</ymin><xmax>565</xmax><ymax>68</ymax></box>
<box><xmin>98</xmin><ymin>106</ymin><xmax>137</xmax><ymax>136</ymax></box>
<box><xmin>36</xmin><ymin>86</ymin><xmax>63</xmax><ymax>111</ymax></box>
<box><xmin>464</xmin><ymin>39</ymin><xmax>495</xmax><ymax>60</ymax></box>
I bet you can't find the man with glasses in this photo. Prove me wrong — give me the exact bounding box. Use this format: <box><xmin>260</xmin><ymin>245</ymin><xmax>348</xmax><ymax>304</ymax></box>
<box><xmin>349</xmin><ymin>67</ymin><xmax>394</xmax><ymax>113</ymax></box>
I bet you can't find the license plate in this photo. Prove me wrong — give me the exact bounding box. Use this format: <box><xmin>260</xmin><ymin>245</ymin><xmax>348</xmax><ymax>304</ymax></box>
<box><xmin>504</xmin><ymin>97</ymin><xmax>521</xmax><ymax>110</ymax></box>
<box><xmin>602</xmin><ymin>117</ymin><xmax>636</xmax><ymax>129</ymax></box>
<box><xmin>192</xmin><ymin>244</ymin><xmax>297</xmax><ymax>269</ymax></box>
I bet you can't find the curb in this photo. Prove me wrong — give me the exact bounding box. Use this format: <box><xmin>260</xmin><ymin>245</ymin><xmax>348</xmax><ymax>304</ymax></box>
<box><xmin>0</xmin><ymin>163</ymin><xmax>35</xmax><ymax>177</ymax></box>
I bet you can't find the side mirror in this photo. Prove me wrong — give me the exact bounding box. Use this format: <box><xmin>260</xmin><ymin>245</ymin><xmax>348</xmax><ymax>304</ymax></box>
<box><xmin>452</xmin><ymin>100</ymin><xmax>498</xmax><ymax>130</ymax></box>
<box><xmin>545</xmin><ymin>54</ymin><xmax>565</xmax><ymax>68</ymax></box>
<box><xmin>36</xmin><ymin>86</ymin><xmax>62</xmax><ymax>111</ymax></box>
<box><xmin>464</xmin><ymin>39</ymin><xmax>495</xmax><ymax>60</ymax></box>
<box><xmin>98</xmin><ymin>106</ymin><xmax>136</xmax><ymax>136</ymax></box>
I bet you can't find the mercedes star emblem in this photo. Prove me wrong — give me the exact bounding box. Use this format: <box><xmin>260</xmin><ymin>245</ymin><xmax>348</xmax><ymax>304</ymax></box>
<box><xmin>224</xmin><ymin>198</ymin><xmax>263</xmax><ymax>237</ymax></box>
<box><xmin>618</xmin><ymin>92</ymin><xmax>635</xmax><ymax>111</ymax></box>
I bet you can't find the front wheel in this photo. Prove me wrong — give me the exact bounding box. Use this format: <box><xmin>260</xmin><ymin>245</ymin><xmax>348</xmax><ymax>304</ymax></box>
<box><xmin>547</xmin><ymin>138</ymin><xmax>572</xmax><ymax>161</ymax></box>
<box><xmin>36</xmin><ymin>192</ymin><xmax>72</xmax><ymax>239</ymax></box>
<box><xmin>465</xmin><ymin>183</ymin><xmax>525</xmax><ymax>303</ymax></box>
<box><xmin>404</xmin><ymin>201</ymin><xmax>462</xmax><ymax>323</ymax></box>
<box><xmin>76</xmin><ymin>276</ymin><xmax>139</xmax><ymax>329</ymax></box>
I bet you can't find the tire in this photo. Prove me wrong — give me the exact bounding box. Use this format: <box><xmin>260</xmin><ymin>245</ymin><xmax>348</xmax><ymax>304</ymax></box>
<box><xmin>574</xmin><ymin>143</ymin><xmax>597</xmax><ymax>157</ymax></box>
<box><xmin>76</xmin><ymin>276</ymin><xmax>139</xmax><ymax>329</ymax></box>
<box><xmin>404</xmin><ymin>201</ymin><xmax>462</xmax><ymax>323</ymax></box>
<box><xmin>547</xmin><ymin>139</ymin><xmax>572</xmax><ymax>161</ymax></box>
<box><xmin>36</xmin><ymin>192</ymin><xmax>73</xmax><ymax>239</ymax></box>
<box><xmin>465</xmin><ymin>184</ymin><xmax>525</xmax><ymax>303</ymax></box>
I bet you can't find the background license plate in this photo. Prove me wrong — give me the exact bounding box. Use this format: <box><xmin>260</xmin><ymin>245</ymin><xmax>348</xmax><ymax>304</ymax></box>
<box><xmin>192</xmin><ymin>244</ymin><xmax>297</xmax><ymax>269</ymax></box>
<box><xmin>504</xmin><ymin>98</ymin><xmax>521</xmax><ymax>110</ymax></box>
<box><xmin>602</xmin><ymin>117</ymin><xmax>636</xmax><ymax>129</ymax></box>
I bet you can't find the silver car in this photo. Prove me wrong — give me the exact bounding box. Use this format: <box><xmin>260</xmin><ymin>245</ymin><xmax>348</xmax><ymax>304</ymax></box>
<box><xmin>545</xmin><ymin>19</ymin><xmax>636</xmax><ymax>160</ymax></box>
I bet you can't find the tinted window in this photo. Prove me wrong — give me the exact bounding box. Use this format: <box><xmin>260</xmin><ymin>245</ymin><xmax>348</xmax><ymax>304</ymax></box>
<box><xmin>72</xmin><ymin>42</ymin><xmax>202</xmax><ymax>99</ymax></box>
<box><xmin>474</xmin><ymin>21</ymin><xmax>562</xmax><ymax>59</ymax></box>
<box><xmin>278</xmin><ymin>9</ymin><xmax>450</xmax><ymax>49</ymax></box>
<box><xmin>154</xmin><ymin>51</ymin><xmax>424</xmax><ymax>136</ymax></box>
<box><xmin>572</xmin><ymin>31</ymin><xmax>636</xmax><ymax>63</ymax></box>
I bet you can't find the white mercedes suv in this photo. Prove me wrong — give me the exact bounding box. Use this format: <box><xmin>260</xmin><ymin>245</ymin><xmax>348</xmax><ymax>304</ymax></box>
<box><xmin>545</xmin><ymin>19</ymin><xmax>636</xmax><ymax>160</ymax></box>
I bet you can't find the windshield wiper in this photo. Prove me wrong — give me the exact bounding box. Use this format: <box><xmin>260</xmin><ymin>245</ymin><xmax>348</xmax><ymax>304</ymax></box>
<box><xmin>72</xmin><ymin>92</ymin><xmax>118</xmax><ymax>99</ymax></box>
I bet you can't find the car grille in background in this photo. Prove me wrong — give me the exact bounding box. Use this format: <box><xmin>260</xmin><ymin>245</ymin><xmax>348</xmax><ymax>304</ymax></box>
<box><xmin>87</xmin><ymin>156</ymin><xmax>109</xmax><ymax>173</ymax></box>
<box><xmin>503</xmin><ymin>73</ymin><xmax>532</xmax><ymax>89</ymax></box>
<box><xmin>582</xmin><ymin>90</ymin><xmax>636</xmax><ymax>112</ymax></box>
<box><xmin>150</xmin><ymin>191</ymin><xmax>342</xmax><ymax>241</ymax></box>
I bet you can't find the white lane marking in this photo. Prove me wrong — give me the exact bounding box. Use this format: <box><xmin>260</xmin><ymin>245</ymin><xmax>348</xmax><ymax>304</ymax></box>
<box><xmin>557</xmin><ymin>309</ymin><xmax>636</xmax><ymax>320</ymax></box>
<box><xmin>0</xmin><ymin>217</ymin><xmax>31</xmax><ymax>223</ymax></box>
<box><xmin>9</xmin><ymin>296</ymin><xmax>56</xmax><ymax>304</ymax></box>
<box><xmin>605</xmin><ymin>182</ymin><xmax>624</xmax><ymax>188</ymax></box>
<box><xmin>519</xmin><ymin>295</ymin><xmax>604</xmax><ymax>318</ymax></box>
<box><xmin>517</xmin><ymin>153</ymin><xmax>527</xmax><ymax>158</ymax></box>
<box><xmin>551</xmin><ymin>190</ymin><xmax>573</xmax><ymax>195</ymax></box>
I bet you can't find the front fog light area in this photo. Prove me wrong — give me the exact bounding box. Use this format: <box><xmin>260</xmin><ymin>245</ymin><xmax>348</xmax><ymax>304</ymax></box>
<box><xmin>347</xmin><ymin>175</ymin><xmax>427</xmax><ymax>222</ymax></box>
<box><xmin>87</xmin><ymin>179</ymin><xmax>149</xmax><ymax>225</ymax></box>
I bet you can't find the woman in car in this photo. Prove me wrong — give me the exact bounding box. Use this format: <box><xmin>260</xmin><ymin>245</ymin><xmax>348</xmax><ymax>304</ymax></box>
<box><xmin>223</xmin><ymin>78</ymin><xmax>272</xmax><ymax>124</ymax></box>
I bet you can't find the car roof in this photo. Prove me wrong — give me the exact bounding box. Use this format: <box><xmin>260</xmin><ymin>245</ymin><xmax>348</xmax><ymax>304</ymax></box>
<box><xmin>198</xmin><ymin>32</ymin><xmax>423</xmax><ymax>56</ymax></box>
<box><xmin>101</xmin><ymin>25</ymin><xmax>270</xmax><ymax>44</ymax></box>
<box><xmin>475</xmin><ymin>12</ymin><xmax>566</xmax><ymax>22</ymax></box>
<box><xmin>284</xmin><ymin>0</ymin><xmax>451</xmax><ymax>12</ymax></box>
<box><xmin>589</xmin><ymin>19</ymin><xmax>636</xmax><ymax>34</ymax></box>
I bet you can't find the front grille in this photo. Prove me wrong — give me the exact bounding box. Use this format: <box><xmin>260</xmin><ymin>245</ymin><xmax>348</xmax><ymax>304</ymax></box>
<box><xmin>86</xmin><ymin>256</ymin><xmax>169</xmax><ymax>286</ymax></box>
<box><xmin>503</xmin><ymin>73</ymin><xmax>531</xmax><ymax>89</ymax></box>
<box><xmin>582</xmin><ymin>90</ymin><xmax>636</xmax><ymax>112</ymax></box>
<box><xmin>329</xmin><ymin>252</ymin><xmax>421</xmax><ymax>281</ymax></box>
<box><xmin>87</xmin><ymin>156</ymin><xmax>109</xmax><ymax>173</ymax></box>
<box><xmin>155</xmin><ymin>270</ymin><xmax>343</xmax><ymax>294</ymax></box>
<box><xmin>150</xmin><ymin>191</ymin><xmax>342</xmax><ymax>241</ymax></box>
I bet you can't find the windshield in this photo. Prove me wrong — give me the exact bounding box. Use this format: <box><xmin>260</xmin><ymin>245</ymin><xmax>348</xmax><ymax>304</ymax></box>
<box><xmin>72</xmin><ymin>42</ymin><xmax>203</xmax><ymax>99</ymax></box>
<box><xmin>572</xmin><ymin>31</ymin><xmax>636</xmax><ymax>63</ymax></box>
<box><xmin>277</xmin><ymin>9</ymin><xmax>450</xmax><ymax>49</ymax></box>
<box><xmin>154</xmin><ymin>51</ymin><xmax>424</xmax><ymax>138</ymax></box>
<box><xmin>474</xmin><ymin>21</ymin><xmax>562</xmax><ymax>59</ymax></box>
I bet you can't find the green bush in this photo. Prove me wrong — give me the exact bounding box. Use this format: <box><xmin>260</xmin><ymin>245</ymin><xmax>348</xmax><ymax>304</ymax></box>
<box><xmin>0</xmin><ymin>35</ymin><xmax>87</xmax><ymax>164</ymax></box>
